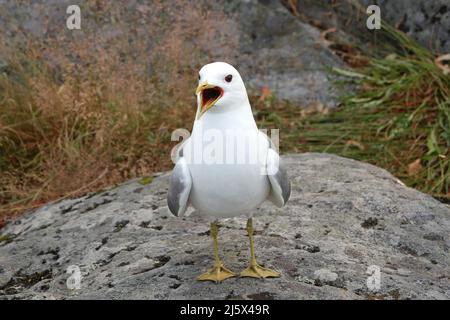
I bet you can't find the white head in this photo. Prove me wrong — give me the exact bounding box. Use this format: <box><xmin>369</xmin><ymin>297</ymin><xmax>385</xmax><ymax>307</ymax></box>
<box><xmin>196</xmin><ymin>62</ymin><xmax>250</xmax><ymax>119</ymax></box>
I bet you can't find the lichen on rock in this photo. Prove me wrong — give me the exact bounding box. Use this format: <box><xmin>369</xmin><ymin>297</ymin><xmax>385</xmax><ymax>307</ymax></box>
<box><xmin>1</xmin><ymin>153</ymin><xmax>449</xmax><ymax>300</ymax></box>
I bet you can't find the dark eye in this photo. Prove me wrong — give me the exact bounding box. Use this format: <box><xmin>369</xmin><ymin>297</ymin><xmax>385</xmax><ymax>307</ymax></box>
<box><xmin>198</xmin><ymin>74</ymin><xmax>201</xmax><ymax>80</ymax></box>
<box><xmin>225</xmin><ymin>74</ymin><xmax>233</xmax><ymax>82</ymax></box>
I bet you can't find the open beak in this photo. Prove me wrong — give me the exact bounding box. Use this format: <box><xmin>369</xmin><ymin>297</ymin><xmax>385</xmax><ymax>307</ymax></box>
<box><xmin>196</xmin><ymin>82</ymin><xmax>224</xmax><ymax>119</ymax></box>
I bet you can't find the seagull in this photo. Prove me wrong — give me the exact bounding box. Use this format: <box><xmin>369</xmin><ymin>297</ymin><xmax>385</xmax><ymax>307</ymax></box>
<box><xmin>167</xmin><ymin>62</ymin><xmax>291</xmax><ymax>282</ymax></box>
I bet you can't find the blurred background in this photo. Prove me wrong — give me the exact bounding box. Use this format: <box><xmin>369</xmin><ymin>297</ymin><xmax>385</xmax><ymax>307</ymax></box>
<box><xmin>0</xmin><ymin>0</ymin><xmax>449</xmax><ymax>221</ymax></box>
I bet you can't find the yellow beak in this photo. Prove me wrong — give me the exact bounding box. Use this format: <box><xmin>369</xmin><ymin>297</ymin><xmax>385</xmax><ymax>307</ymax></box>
<box><xmin>196</xmin><ymin>82</ymin><xmax>224</xmax><ymax>119</ymax></box>
<box><xmin>196</xmin><ymin>82</ymin><xmax>214</xmax><ymax>95</ymax></box>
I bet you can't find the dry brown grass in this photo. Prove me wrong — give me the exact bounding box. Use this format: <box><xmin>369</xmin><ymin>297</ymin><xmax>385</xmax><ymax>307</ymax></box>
<box><xmin>0</xmin><ymin>1</ymin><xmax>238</xmax><ymax>220</ymax></box>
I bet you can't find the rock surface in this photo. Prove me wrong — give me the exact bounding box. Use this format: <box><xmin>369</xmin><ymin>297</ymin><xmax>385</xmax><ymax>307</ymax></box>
<box><xmin>1</xmin><ymin>0</ymin><xmax>447</xmax><ymax>108</ymax></box>
<box><xmin>1</xmin><ymin>153</ymin><xmax>449</xmax><ymax>300</ymax></box>
<box><xmin>0</xmin><ymin>0</ymin><xmax>346</xmax><ymax>108</ymax></box>
<box><xmin>362</xmin><ymin>0</ymin><xmax>450</xmax><ymax>53</ymax></box>
<box><xmin>230</xmin><ymin>0</ymin><xmax>345</xmax><ymax>107</ymax></box>
<box><xmin>286</xmin><ymin>0</ymin><xmax>450</xmax><ymax>54</ymax></box>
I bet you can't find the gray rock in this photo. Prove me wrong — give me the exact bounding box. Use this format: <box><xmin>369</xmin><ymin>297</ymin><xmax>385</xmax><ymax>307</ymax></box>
<box><xmin>361</xmin><ymin>0</ymin><xmax>450</xmax><ymax>53</ymax></box>
<box><xmin>314</xmin><ymin>269</ymin><xmax>338</xmax><ymax>282</ymax></box>
<box><xmin>0</xmin><ymin>0</ymin><xmax>346</xmax><ymax>108</ymax></box>
<box><xmin>229</xmin><ymin>0</ymin><xmax>345</xmax><ymax>107</ymax></box>
<box><xmin>287</xmin><ymin>0</ymin><xmax>450</xmax><ymax>54</ymax></box>
<box><xmin>1</xmin><ymin>153</ymin><xmax>449</xmax><ymax>300</ymax></box>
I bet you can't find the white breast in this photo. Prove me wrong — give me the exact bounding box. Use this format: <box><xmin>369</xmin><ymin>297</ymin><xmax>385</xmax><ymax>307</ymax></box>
<box><xmin>183</xmin><ymin>108</ymin><xmax>270</xmax><ymax>218</ymax></box>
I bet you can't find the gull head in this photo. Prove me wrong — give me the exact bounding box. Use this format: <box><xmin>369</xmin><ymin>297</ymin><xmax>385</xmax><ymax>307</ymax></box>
<box><xmin>196</xmin><ymin>62</ymin><xmax>249</xmax><ymax>119</ymax></box>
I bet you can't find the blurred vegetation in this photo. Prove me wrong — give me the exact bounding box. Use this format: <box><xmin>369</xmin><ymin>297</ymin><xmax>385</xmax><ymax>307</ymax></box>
<box><xmin>257</xmin><ymin>22</ymin><xmax>450</xmax><ymax>201</ymax></box>
<box><xmin>0</xmin><ymin>2</ymin><xmax>448</xmax><ymax>222</ymax></box>
<box><xmin>0</xmin><ymin>1</ymin><xmax>237</xmax><ymax>218</ymax></box>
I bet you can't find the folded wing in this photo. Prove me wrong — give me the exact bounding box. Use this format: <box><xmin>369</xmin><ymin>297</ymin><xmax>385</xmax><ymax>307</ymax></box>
<box><xmin>266</xmin><ymin>148</ymin><xmax>291</xmax><ymax>207</ymax></box>
<box><xmin>167</xmin><ymin>157</ymin><xmax>192</xmax><ymax>216</ymax></box>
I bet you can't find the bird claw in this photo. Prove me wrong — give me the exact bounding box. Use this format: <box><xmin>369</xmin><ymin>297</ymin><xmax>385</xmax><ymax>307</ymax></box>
<box><xmin>240</xmin><ymin>263</ymin><xmax>280</xmax><ymax>279</ymax></box>
<box><xmin>197</xmin><ymin>263</ymin><xmax>236</xmax><ymax>283</ymax></box>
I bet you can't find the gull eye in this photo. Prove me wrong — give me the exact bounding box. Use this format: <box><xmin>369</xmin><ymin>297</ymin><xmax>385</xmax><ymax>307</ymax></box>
<box><xmin>198</xmin><ymin>74</ymin><xmax>201</xmax><ymax>80</ymax></box>
<box><xmin>225</xmin><ymin>74</ymin><xmax>233</xmax><ymax>82</ymax></box>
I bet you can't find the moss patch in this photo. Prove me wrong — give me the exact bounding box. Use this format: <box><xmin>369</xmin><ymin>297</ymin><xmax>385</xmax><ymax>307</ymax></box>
<box><xmin>138</xmin><ymin>176</ymin><xmax>154</xmax><ymax>185</ymax></box>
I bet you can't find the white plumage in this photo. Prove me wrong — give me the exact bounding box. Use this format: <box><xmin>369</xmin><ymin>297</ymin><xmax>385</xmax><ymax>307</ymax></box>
<box><xmin>168</xmin><ymin>62</ymin><xmax>290</xmax><ymax>219</ymax></box>
<box><xmin>167</xmin><ymin>62</ymin><xmax>290</xmax><ymax>282</ymax></box>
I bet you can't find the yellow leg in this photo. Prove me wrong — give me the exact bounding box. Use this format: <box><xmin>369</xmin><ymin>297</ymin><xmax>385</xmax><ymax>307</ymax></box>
<box><xmin>240</xmin><ymin>218</ymin><xmax>280</xmax><ymax>278</ymax></box>
<box><xmin>197</xmin><ymin>222</ymin><xmax>236</xmax><ymax>283</ymax></box>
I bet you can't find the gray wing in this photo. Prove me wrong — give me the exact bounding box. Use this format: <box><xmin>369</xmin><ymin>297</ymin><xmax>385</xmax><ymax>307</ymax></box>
<box><xmin>167</xmin><ymin>157</ymin><xmax>192</xmax><ymax>216</ymax></box>
<box><xmin>266</xmin><ymin>148</ymin><xmax>291</xmax><ymax>207</ymax></box>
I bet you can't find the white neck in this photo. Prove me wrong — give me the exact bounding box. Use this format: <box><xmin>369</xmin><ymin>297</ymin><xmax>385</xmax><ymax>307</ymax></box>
<box><xmin>193</xmin><ymin>101</ymin><xmax>257</xmax><ymax>133</ymax></box>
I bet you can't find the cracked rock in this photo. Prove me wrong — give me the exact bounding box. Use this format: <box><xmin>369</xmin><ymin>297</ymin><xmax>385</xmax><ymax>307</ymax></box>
<box><xmin>0</xmin><ymin>153</ymin><xmax>449</xmax><ymax>299</ymax></box>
